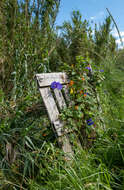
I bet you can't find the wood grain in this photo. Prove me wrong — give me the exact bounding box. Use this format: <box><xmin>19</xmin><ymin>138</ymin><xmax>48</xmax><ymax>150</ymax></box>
<box><xmin>36</xmin><ymin>73</ymin><xmax>68</xmax><ymax>87</ymax></box>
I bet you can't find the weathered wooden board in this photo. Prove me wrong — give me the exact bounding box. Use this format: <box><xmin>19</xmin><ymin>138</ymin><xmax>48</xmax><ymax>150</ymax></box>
<box><xmin>5</xmin><ymin>142</ymin><xmax>18</xmax><ymax>164</ymax></box>
<box><xmin>39</xmin><ymin>87</ymin><xmax>59</xmax><ymax>122</ymax></box>
<box><xmin>54</xmin><ymin>120</ymin><xmax>73</xmax><ymax>136</ymax></box>
<box><xmin>53</xmin><ymin>119</ymin><xmax>64</xmax><ymax>136</ymax></box>
<box><xmin>39</xmin><ymin>87</ymin><xmax>70</xmax><ymax>137</ymax></box>
<box><xmin>63</xmin><ymin>85</ymin><xmax>70</xmax><ymax>102</ymax></box>
<box><xmin>54</xmin><ymin>88</ymin><xmax>66</xmax><ymax>109</ymax></box>
<box><xmin>58</xmin><ymin>135</ymin><xmax>73</xmax><ymax>160</ymax></box>
<box><xmin>63</xmin><ymin>85</ymin><xmax>73</xmax><ymax>106</ymax></box>
<box><xmin>36</xmin><ymin>73</ymin><xmax>68</xmax><ymax>87</ymax></box>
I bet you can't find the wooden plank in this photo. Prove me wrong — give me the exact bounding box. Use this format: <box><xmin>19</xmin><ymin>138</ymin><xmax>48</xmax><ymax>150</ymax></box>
<box><xmin>54</xmin><ymin>120</ymin><xmax>74</xmax><ymax>136</ymax></box>
<box><xmin>63</xmin><ymin>85</ymin><xmax>70</xmax><ymax>102</ymax></box>
<box><xmin>36</xmin><ymin>73</ymin><xmax>68</xmax><ymax>87</ymax></box>
<box><xmin>58</xmin><ymin>135</ymin><xmax>73</xmax><ymax>160</ymax></box>
<box><xmin>54</xmin><ymin>88</ymin><xmax>66</xmax><ymax>109</ymax></box>
<box><xmin>63</xmin><ymin>85</ymin><xmax>73</xmax><ymax>106</ymax></box>
<box><xmin>53</xmin><ymin>89</ymin><xmax>74</xmax><ymax>136</ymax></box>
<box><xmin>5</xmin><ymin>142</ymin><xmax>18</xmax><ymax>164</ymax></box>
<box><xmin>39</xmin><ymin>87</ymin><xmax>59</xmax><ymax>122</ymax></box>
<box><xmin>39</xmin><ymin>87</ymin><xmax>72</xmax><ymax>136</ymax></box>
<box><xmin>39</xmin><ymin>87</ymin><xmax>66</xmax><ymax>137</ymax></box>
<box><xmin>39</xmin><ymin>87</ymin><xmax>73</xmax><ymax>157</ymax></box>
<box><xmin>53</xmin><ymin>119</ymin><xmax>64</xmax><ymax>136</ymax></box>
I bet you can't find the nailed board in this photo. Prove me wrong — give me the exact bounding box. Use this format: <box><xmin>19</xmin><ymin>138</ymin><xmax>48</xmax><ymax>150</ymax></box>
<box><xmin>36</xmin><ymin>73</ymin><xmax>68</xmax><ymax>87</ymax></box>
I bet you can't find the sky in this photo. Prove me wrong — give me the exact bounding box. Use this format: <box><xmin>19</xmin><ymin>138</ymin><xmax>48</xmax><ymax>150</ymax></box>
<box><xmin>56</xmin><ymin>0</ymin><xmax>124</xmax><ymax>48</ymax></box>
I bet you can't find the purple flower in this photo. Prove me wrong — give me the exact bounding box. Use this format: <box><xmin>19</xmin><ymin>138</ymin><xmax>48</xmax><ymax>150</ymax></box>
<box><xmin>56</xmin><ymin>82</ymin><xmax>62</xmax><ymax>90</ymax></box>
<box><xmin>51</xmin><ymin>81</ymin><xmax>62</xmax><ymax>90</ymax></box>
<box><xmin>87</xmin><ymin>118</ymin><xmax>92</xmax><ymax>123</ymax></box>
<box><xmin>100</xmin><ymin>69</ymin><xmax>104</xmax><ymax>72</ymax></box>
<box><xmin>51</xmin><ymin>81</ymin><xmax>57</xmax><ymax>89</ymax></box>
<box><xmin>88</xmin><ymin>122</ymin><xmax>94</xmax><ymax>126</ymax></box>
<box><xmin>85</xmin><ymin>67</ymin><xmax>91</xmax><ymax>71</ymax></box>
<box><xmin>87</xmin><ymin>118</ymin><xmax>94</xmax><ymax>126</ymax></box>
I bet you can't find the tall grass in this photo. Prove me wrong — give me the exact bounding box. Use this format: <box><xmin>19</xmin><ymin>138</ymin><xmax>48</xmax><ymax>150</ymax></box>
<box><xmin>0</xmin><ymin>3</ymin><xmax>124</xmax><ymax>189</ymax></box>
<box><xmin>1</xmin><ymin>55</ymin><xmax>124</xmax><ymax>190</ymax></box>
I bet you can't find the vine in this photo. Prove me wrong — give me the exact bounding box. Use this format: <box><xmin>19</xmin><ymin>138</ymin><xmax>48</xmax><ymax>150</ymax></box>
<box><xmin>60</xmin><ymin>56</ymin><xmax>105</xmax><ymax>147</ymax></box>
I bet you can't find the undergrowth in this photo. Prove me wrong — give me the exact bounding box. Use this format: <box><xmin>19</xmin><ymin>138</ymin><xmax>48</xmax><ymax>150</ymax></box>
<box><xmin>0</xmin><ymin>55</ymin><xmax>124</xmax><ymax>190</ymax></box>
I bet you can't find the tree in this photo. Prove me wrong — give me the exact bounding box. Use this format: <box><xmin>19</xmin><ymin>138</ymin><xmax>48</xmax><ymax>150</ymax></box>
<box><xmin>94</xmin><ymin>16</ymin><xmax>116</xmax><ymax>63</ymax></box>
<box><xmin>57</xmin><ymin>10</ymin><xmax>93</xmax><ymax>65</ymax></box>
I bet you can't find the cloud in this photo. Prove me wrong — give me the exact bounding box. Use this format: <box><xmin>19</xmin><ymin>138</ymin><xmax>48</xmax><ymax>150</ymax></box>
<box><xmin>90</xmin><ymin>16</ymin><xmax>96</xmax><ymax>20</ymax></box>
<box><xmin>92</xmin><ymin>30</ymin><xmax>95</xmax><ymax>35</ymax></box>
<box><xmin>112</xmin><ymin>31</ymin><xmax>124</xmax><ymax>38</ymax></box>
<box><xmin>111</xmin><ymin>29</ymin><xmax>124</xmax><ymax>48</ymax></box>
<box><xmin>116</xmin><ymin>38</ymin><xmax>124</xmax><ymax>45</ymax></box>
<box><xmin>90</xmin><ymin>11</ymin><xmax>105</xmax><ymax>21</ymax></box>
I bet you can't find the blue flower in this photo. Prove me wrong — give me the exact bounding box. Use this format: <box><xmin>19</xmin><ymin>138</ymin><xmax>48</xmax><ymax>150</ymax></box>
<box><xmin>88</xmin><ymin>122</ymin><xmax>94</xmax><ymax>126</ymax></box>
<box><xmin>87</xmin><ymin>118</ymin><xmax>92</xmax><ymax>123</ymax></box>
<box><xmin>86</xmin><ymin>92</ymin><xmax>90</xmax><ymax>95</ymax></box>
<box><xmin>51</xmin><ymin>81</ymin><xmax>57</xmax><ymax>89</ymax></box>
<box><xmin>51</xmin><ymin>81</ymin><xmax>62</xmax><ymax>90</ymax></box>
<box><xmin>86</xmin><ymin>118</ymin><xmax>94</xmax><ymax>126</ymax></box>
<box><xmin>85</xmin><ymin>67</ymin><xmax>91</xmax><ymax>71</ymax></box>
<box><xmin>100</xmin><ymin>69</ymin><xmax>104</xmax><ymax>72</ymax></box>
<box><xmin>56</xmin><ymin>82</ymin><xmax>62</xmax><ymax>90</ymax></box>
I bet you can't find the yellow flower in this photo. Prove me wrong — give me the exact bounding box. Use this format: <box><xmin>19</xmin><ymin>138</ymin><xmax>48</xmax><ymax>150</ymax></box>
<box><xmin>70</xmin><ymin>88</ymin><xmax>74</xmax><ymax>94</ymax></box>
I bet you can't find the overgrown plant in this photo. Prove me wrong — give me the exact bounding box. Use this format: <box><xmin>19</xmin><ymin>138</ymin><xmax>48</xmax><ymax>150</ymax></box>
<box><xmin>60</xmin><ymin>56</ymin><xmax>105</xmax><ymax>148</ymax></box>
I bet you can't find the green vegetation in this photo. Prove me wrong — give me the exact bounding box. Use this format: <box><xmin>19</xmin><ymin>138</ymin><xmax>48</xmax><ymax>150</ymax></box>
<box><xmin>0</xmin><ymin>0</ymin><xmax>124</xmax><ymax>189</ymax></box>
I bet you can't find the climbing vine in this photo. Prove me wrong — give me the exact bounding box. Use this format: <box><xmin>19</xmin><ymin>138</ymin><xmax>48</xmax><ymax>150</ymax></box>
<box><xmin>60</xmin><ymin>56</ymin><xmax>105</xmax><ymax>146</ymax></box>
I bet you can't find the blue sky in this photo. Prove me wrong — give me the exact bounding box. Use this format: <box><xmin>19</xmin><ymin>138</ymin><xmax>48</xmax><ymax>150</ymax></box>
<box><xmin>56</xmin><ymin>0</ymin><xmax>124</xmax><ymax>47</ymax></box>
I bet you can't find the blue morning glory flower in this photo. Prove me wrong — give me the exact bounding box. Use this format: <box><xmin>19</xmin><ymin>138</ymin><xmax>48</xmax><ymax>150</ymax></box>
<box><xmin>87</xmin><ymin>122</ymin><xmax>94</xmax><ymax>126</ymax></box>
<box><xmin>85</xmin><ymin>67</ymin><xmax>91</xmax><ymax>71</ymax></box>
<box><xmin>87</xmin><ymin>118</ymin><xmax>94</xmax><ymax>126</ymax></box>
<box><xmin>51</xmin><ymin>81</ymin><xmax>62</xmax><ymax>90</ymax></box>
<box><xmin>56</xmin><ymin>82</ymin><xmax>62</xmax><ymax>90</ymax></box>
<box><xmin>85</xmin><ymin>92</ymin><xmax>90</xmax><ymax>95</ymax></box>
<box><xmin>87</xmin><ymin>118</ymin><xmax>92</xmax><ymax>123</ymax></box>
<box><xmin>51</xmin><ymin>81</ymin><xmax>57</xmax><ymax>89</ymax></box>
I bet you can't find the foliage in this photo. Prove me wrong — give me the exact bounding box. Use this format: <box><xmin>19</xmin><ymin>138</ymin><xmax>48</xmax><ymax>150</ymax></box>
<box><xmin>0</xmin><ymin>0</ymin><xmax>60</xmax><ymax>97</ymax></box>
<box><xmin>60</xmin><ymin>56</ymin><xmax>105</xmax><ymax>147</ymax></box>
<box><xmin>56</xmin><ymin>11</ymin><xmax>93</xmax><ymax>65</ymax></box>
<box><xmin>0</xmin><ymin>1</ymin><xmax>124</xmax><ymax>189</ymax></box>
<box><xmin>94</xmin><ymin>16</ymin><xmax>116</xmax><ymax>63</ymax></box>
